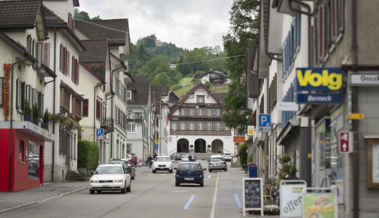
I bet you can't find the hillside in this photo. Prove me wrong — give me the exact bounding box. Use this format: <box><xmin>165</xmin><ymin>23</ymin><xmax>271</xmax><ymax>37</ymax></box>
<box><xmin>172</xmin><ymin>79</ymin><xmax>229</xmax><ymax>99</ymax></box>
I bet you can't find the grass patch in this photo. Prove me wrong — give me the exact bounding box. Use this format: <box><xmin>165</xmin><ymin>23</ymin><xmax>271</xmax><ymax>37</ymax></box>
<box><xmin>173</xmin><ymin>83</ymin><xmax>196</xmax><ymax>99</ymax></box>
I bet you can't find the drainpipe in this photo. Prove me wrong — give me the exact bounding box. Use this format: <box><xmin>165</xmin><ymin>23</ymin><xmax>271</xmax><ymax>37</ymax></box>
<box><xmin>9</xmin><ymin>56</ymin><xmax>28</xmax><ymax>192</ymax></box>
<box><xmin>107</xmin><ymin>93</ymin><xmax>115</xmax><ymax>158</ymax></box>
<box><xmin>52</xmin><ymin>27</ymin><xmax>57</xmax><ymax>182</ymax></box>
<box><xmin>351</xmin><ymin>0</ymin><xmax>359</xmax><ymax>217</ymax></box>
<box><xmin>93</xmin><ymin>82</ymin><xmax>104</xmax><ymax>141</ymax></box>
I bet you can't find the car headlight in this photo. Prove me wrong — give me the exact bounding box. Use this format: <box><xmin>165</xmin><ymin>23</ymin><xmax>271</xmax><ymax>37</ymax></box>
<box><xmin>90</xmin><ymin>180</ymin><xmax>98</xmax><ymax>183</ymax></box>
<box><xmin>154</xmin><ymin>164</ymin><xmax>158</xmax><ymax>167</ymax></box>
<box><xmin>114</xmin><ymin>179</ymin><xmax>123</xmax><ymax>183</ymax></box>
<box><xmin>167</xmin><ymin>164</ymin><xmax>171</xmax><ymax>167</ymax></box>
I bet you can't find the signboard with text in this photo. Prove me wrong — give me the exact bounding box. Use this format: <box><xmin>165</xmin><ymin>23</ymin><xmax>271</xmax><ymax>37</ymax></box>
<box><xmin>247</xmin><ymin>126</ymin><xmax>254</xmax><ymax>135</ymax></box>
<box><xmin>296</xmin><ymin>68</ymin><xmax>343</xmax><ymax>91</ymax></box>
<box><xmin>339</xmin><ymin>131</ymin><xmax>353</xmax><ymax>153</ymax></box>
<box><xmin>297</xmin><ymin>93</ymin><xmax>343</xmax><ymax>104</ymax></box>
<box><xmin>96</xmin><ymin>129</ymin><xmax>104</xmax><ymax>139</ymax></box>
<box><xmin>243</xmin><ymin>178</ymin><xmax>263</xmax><ymax>217</ymax></box>
<box><xmin>303</xmin><ymin>193</ymin><xmax>337</xmax><ymax>218</ymax></box>
<box><xmin>280</xmin><ymin>180</ymin><xmax>306</xmax><ymax>218</ymax></box>
<box><xmin>349</xmin><ymin>73</ymin><xmax>379</xmax><ymax>86</ymax></box>
<box><xmin>258</xmin><ymin>114</ymin><xmax>271</xmax><ymax>133</ymax></box>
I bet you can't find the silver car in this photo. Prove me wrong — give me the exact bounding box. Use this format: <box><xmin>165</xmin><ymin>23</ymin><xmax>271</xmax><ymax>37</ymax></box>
<box><xmin>208</xmin><ymin>157</ymin><xmax>227</xmax><ymax>172</ymax></box>
<box><xmin>152</xmin><ymin>156</ymin><xmax>173</xmax><ymax>173</ymax></box>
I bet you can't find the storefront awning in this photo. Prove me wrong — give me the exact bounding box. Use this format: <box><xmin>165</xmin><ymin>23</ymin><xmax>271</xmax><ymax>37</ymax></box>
<box><xmin>276</xmin><ymin>118</ymin><xmax>300</xmax><ymax>145</ymax></box>
<box><xmin>0</xmin><ymin>121</ymin><xmax>55</xmax><ymax>142</ymax></box>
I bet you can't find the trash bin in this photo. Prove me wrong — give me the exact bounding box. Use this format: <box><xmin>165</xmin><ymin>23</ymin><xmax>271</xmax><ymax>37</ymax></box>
<box><xmin>248</xmin><ymin>163</ymin><xmax>257</xmax><ymax>178</ymax></box>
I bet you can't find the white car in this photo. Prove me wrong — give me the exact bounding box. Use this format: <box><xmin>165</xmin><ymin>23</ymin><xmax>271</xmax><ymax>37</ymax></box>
<box><xmin>152</xmin><ymin>156</ymin><xmax>173</xmax><ymax>173</ymax></box>
<box><xmin>222</xmin><ymin>152</ymin><xmax>232</xmax><ymax>161</ymax></box>
<box><xmin>89</xmin><ymin>164</ymin><xmax>131</xmax><ymax>194</ymax></box>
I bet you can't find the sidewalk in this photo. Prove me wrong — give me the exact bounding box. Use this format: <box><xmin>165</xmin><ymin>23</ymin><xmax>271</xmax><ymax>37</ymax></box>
<box><xmin>0</xmin><ymin>166</ymin><xmax>151</xmax><ymax>214</ymax></box>
<box><xmin>213</xmin><ymin>165</ymin><xmax>280</xmax><ymax>218</ymax></box>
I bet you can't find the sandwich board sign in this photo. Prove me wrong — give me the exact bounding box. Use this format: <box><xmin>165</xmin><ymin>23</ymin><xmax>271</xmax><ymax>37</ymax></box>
<box><xmin>242</xmin><ymin>178</ymin><xmax>263</xmax><ymax>217</ymax></box>
<box><xmin>280</xmin><ymin>180</ymin><xmax>307</xmax><ymax>218</ymax></box>
<box><xmin>302</xmin><ymin>188</ymin><xmax>337</xmax><ymax>218</ymax></box>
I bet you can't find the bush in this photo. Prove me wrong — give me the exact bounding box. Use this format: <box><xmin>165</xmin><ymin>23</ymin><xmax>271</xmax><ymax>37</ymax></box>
<box><xmin>282</xmin><ymin>165</ymin><xmax>291</xmax><ymax>173</ymax></box>
<box><xmin>281</xmin><ymin>154</ymin><xmax>291</xmax><ymax>163</ymax></box>
<box><xmin>172</xmin><ymin>84</ymin><xmax>182</xmax><ymax>91</ymax></box>
<box><xmin>32</xmin><ymin>103</ymin><xmax>39</xmax><ymax>118</ymax></box>
<box><xmin>23</xmin><ymin>100</ymin><xmax>31</xmax><ymax>114</ymax></box>
<box><xmin>78</xmin><ymin>140</ymin><xmax>99</xmax><ymax>169</ymax></box>
<box><xmin>248</xmin><ymin>153</ymin><xmax>253</xmax><ymax>163</ymax></box>
<box><xmin>204</xmin><ymin>81</ymin><xmax>211</xmax><ymax>89</ymax></box>
<box><xmin>238</xmin><ymin>142</ymin><xmax>248</xmax><ymax>169</ymax></box>
<box><xmin>191</xmin><ymin>78</ymin><xmax>200</xmax><ymax>84</ymax></box>
<box><xmin>43</xmin><ymin>109</ymin><xmax>49</xmax><ymax>123</ymax></box>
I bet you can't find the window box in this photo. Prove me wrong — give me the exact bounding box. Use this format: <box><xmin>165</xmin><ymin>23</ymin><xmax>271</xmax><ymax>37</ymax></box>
<box><xmin>41</xmin><ymin>123</ymin><xmax>49</xmax><ymax>131</ymax></box>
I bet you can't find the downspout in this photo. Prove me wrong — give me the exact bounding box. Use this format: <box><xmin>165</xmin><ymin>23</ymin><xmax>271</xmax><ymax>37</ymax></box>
<box><xmin>9</xmin><ymin>56</ymin><xmax>28</xmax><ymax>192</ymax></box>
<box><xmin>107</xmin><ymin>93</ymin><xmax>115</xmax><ymax>158</ymax></box>
<box><xmin>52</xmin><ymin>27</ymin><xmax>57</xmax><ymax>182</ymax></box>
<box><xmin>93</xmin><ymin>82</ymin><xmax>103</xmax><ymax>141</ymax></box>
<box><xmin>351</xmin><ymin>0</ymin><xmax>359</xmax><ymax>217</ymax></box>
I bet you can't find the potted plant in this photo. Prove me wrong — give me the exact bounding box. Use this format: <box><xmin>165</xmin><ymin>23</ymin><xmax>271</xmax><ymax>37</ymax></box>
<box><xmin>23</xmin><ymin>100</ymin><xmax>32</xmax><ymax>122</ymax></box>
<box><xmin>32</xmin><ymin>103</ymin><xmax>39</xmax><ymax>126</ymax></box>
<box><xmin>41</xmin><ymin>109</ymin><xmax>49</xmax><ymax>131</ymax></box>
<box><xmin>207</xmin><ymin>144</ymin><xmax>211</xmax><ymax>153</ymax></box>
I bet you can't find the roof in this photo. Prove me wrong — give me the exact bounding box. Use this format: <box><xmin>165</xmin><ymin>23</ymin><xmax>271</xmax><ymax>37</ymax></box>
<box><xmin>127</xmin><ymin>77</ymin><xmax>151</xmax><ymax>106</ymax></box>
<box><xmin>168</xmin><ymin>83</ymin><xmax>227</xmax><ymax>116</ymax></box>
<box><xmin>211</xmin><ymin>93</ymin><xmax>227</xmax><ymax>107</ymax></box>
<box><xmin>0</xmin><ymin>0</ymin><xmax>42</xmax><ymax>28</ymax></box>
<box><xmin>151</xmin><ymin>86</ymin><xmax>162</xmax><ymax>114</ymax></box>
<box><xmin>79</xmin><ymin>39</ymin><xmax>109</xmax><ymax>82</ymax></box>
<box><xmin>43</xmin><ymin>0</ymin><xmax>80</xmax><ymax>7</ymax></box>
<box><xmin>76</xmin><ymin>19</ymin><xmax>129</xmax><ymax>46</ymax></box>
<box><xmin>246</xmin><ymin>45</ymin><xmax>260</xmax><ymax>99</ymax></box>
<box><xmin>169</xmin><ymin>91</ymin><xmax>179</xmax><ymax>104</ymax></box>
<box><xmin>199</xmin><ymin>70</ymin><xmax>230</xmax><ymax>79</ymax></box>
<box><xmin>160</xmin><ymin>85</ymin><xmax>169</xmax><ymax>96</ymax></box>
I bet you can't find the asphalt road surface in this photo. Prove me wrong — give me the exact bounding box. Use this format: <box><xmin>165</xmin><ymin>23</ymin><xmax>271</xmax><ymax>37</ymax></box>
<box><xmin>1</xmin><ymin>160</ymin><xmax>219</xmax><ymax>218</ymax></box>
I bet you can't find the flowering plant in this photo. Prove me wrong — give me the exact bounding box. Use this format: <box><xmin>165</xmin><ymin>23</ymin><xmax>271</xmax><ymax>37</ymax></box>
<box><xmin>264</xmin><ymin>205</ymin><xmax>280</xmax><ymax>214</ymax></box>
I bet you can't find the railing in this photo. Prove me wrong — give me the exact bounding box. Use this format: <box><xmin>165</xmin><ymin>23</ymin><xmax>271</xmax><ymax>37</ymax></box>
<box><xmin>100</xmin><ymin>118</ymin><xmax>114</xmax><ymax>133</ymax></box>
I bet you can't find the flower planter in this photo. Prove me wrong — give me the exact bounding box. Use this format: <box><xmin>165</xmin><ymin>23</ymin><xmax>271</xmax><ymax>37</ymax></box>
<box><xmin>263</xmin><ymin>189</ymin><xmax>270</xmax><ymax>196</ymax></box>
<box><xmin>24</xmin><ymin>113</ymin><xmax>33</xmax><ymax>122</ymax></box>
<box><xmin>32</xmin><ymin>117</ymin><xmax>39</xmax><ymax>126</ymax></box>
<box><xmin>41</xmin><ymin>123</ymin><xmax>49</xmax><ymax>131</ymax></box>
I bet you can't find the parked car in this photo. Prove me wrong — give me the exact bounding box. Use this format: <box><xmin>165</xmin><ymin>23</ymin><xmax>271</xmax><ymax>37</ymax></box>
<box><xmin>222</xmin><ymin>152</ymin><xmax>232</xmax><ymax>161</ymax></box>
<box><xmin>181</xmin><ymin>154</ymin><xmax>190</xmax><ymax>162</ymax></box>
<box><xmin>208</xmin><ymin>156</ymin><xmax>227</xmax><ymax>172</ymax></box>
<box><xmin>108</xmin><ymin>159</ymin><xmax>135</xmax><ymax>180</ymax></box>
<box><xmin>152</xmin><ymin>156</ymin><xmax>173</xmax><ymax>173</ymax></box>
<box><xmin>172</xmin><ymin>153</ymin><xmax>181</xmax><ymax>160</ymax></box>
<box><xmin>175</xmin><ymin>162</ymin><xmax>206</xmax><ymax>187</ymax></box>
<box><xmin>89</xmin><ymin>164</ymin><xmax>131</xmax><ymax>194</ymax></box>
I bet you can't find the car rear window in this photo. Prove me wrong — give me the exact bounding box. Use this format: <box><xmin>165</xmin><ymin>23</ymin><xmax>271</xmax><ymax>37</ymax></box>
<box><xmin>180</xmin><ymin>164</ymin><xmax>200</xmax><ymax>171</ymax></box>
<box><xmin>109</xmin><ymin>160</ymin><xmax>125</xmax><ymax>165</ymax></box>
<box><xmin>212</xmin><ymin>158</ymin><xmax>223</xmax><ymax>162</ymax></box>
<box><xmin>95</xmin><ymin>166</ymin><xmax>123</xmax><ymax>174</ymax></box>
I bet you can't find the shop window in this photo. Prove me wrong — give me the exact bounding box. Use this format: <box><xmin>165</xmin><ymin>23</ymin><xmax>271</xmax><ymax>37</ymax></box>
<box><xmin>19</xmin><ymin>141</ymin><xmax>25</xmax><ymax>162</ymax></box>
<box><xmin>28</xmin><ymin>141</ymin><xmax>40</xmax><ymax>180</ymax></box>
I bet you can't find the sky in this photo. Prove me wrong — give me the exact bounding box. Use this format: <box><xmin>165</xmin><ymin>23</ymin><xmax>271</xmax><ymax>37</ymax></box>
<box><xmin>78</xmin><ymin>0</ymin><xmax>234</xmax><ymax>50</ymax></box>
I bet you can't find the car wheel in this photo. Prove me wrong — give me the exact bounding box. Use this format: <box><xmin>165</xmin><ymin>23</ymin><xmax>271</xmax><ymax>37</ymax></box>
<box><xmin>224</xmin><ymin>168</ymin><xmax>227</xmax><ymax>171</ymax></box>
<box><xmin>200</xmin><ymin>182</ymin><xmax>204</xmax><ymax>187</ymax></box>
<box><xmin>152</xmin><ymin>170</ymin><xmax>156</xmax><ymax>173</ymax></box>
<box><xmin>90</xmin><ymin>189</ymin><xmax>95</xmax><ymax>194</ymax></box>
<box><xmin>121</xmin><ymin>183</ymin><xmax>127</xmax><ymax>194</ymax></box>
<box><xmin>175</xmin><ymin>180</ymin><xmax>180</xmax><ymax>186</ymax></box>
<box><xmin>209</xmin><ymin>169</ymin><xmax>212</xmax><ymax>172</ymax></box>
<box><xmin>126</xmin><ymin>182</ymin><xmax>131</xmax><ymax>192</ymax></box>
<box><xmin>169</xmin><ymin>170</ymin><xmax>173</xmax><ymax>173</ymax></box>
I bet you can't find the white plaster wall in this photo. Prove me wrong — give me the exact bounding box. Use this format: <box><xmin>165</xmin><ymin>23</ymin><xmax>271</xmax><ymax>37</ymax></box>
<box><xmin>43</xmin><ymin>1</ymin><xmax>75</xmax><ymax>23</ymax></box>
<box><xmin>185</xmin><ymin>89</ymin><xmax>218</xmax><ymax>104</ymax></box>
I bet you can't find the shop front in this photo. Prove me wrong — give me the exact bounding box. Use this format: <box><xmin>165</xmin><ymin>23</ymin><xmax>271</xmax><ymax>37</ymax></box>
<box><xmin>0</xmin><ymin>121</ymin><xmax>55</xmax><ymax>192</ymax></box>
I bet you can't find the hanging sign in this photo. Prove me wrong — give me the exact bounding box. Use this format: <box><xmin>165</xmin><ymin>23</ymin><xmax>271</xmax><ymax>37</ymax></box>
<box><xmin>3</xmin><ymin>64</ymin><xmax>10</xmax><ymax>121</ymax></box>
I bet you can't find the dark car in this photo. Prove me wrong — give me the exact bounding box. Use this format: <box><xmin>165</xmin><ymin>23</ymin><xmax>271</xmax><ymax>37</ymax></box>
<box><xmin>175</xmin><ymin>162</ymin><xmax>206</xmax><ymax>187</ymax></box>
<box><xmin>171</xmin><ymin>153</ymin><xmax>181</xmax><ymax>161</ymax></box>
<box><xmin>108</xmin><ymin>159</ymin><xmax>135</xmax><ymax>180</ymax></box>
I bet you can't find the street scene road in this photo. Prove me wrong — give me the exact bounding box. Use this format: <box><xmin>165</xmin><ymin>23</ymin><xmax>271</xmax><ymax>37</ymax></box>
<box><xmin>0</xmin><ymin>161</ymin><xmax>266</xmax><ymax>218</ymax></box>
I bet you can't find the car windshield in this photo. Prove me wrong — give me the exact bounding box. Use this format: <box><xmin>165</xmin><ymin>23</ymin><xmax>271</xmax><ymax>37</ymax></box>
<box><xmin>212</xmin><ymin>158</ymin><xmax>223</xmax><ymax>162</ymax></box>
<box><xmin>108</xmin><ymin>160</ymin><xmax>125</xmax><ymax>165</ymax></box>
<box><xmin>156</xmin><ymin>157</ymin><xmax>171</xmax><ymax>162</ymax></box>
<box><xmin>180</xmin><ymin>164</ymin><xmax>200</xmax><ymax>171</ymax></box>
<box><xmin>95</xmin><ymin>166</ymin><xmax>123</xmax><ymax>174</ymax></box>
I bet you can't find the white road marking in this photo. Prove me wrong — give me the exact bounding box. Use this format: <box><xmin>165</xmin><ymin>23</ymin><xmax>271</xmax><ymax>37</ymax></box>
<box><xmin>183</xmin><ymin>194</ymin><xmax>196</xmax><ymax>210</ymax></box>
<box><xmin>235</xmin><ymin>193</ymin><xmax>242</xmax><ymax>208</ymax></box>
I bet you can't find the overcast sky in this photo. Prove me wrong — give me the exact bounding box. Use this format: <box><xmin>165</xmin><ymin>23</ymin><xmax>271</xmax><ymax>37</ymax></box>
<box><xmin>78</xmin><ymin>0</ymin><xmax>234</xmax><ymax>50</ymax></box>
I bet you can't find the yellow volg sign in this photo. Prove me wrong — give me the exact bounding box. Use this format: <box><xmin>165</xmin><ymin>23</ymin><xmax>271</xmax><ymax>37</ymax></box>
<box><xmin>296</xmin><ymin>68</ymin><xmax>343</xmax><ymax>91</ymax></box>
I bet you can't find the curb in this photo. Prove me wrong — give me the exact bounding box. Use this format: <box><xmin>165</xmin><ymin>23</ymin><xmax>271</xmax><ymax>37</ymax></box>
<box><xmin>0</xmin><ymin>186</ymin><xmax>88</xmax><ymax>214</ymax></box>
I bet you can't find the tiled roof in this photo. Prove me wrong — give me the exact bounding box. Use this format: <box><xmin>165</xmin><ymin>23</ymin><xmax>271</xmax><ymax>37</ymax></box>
<box><xmin>160</xmin><ymin>85</ymin><xmax>169</xmax><ymax>96</ymax></box>
<box><xmin>151</xmin><ymin>86</ymin><xmax>162</xmax><ymax>114</ymax></box>
<box><xmin>211</xmin><ymin>93</ymin><xmax>227</xmax><ymax>107</ymax></box>
<box><xmin>79</xmin><ymin>39</ymin><xmax>109</xmax><ymax>82</ymax></box>
<box><xmin>199</xmin><ymin>70</ymin><xmax>230</xmax><ymax>79</ymax></box>
<box><xmin>76</xmin><ymin>19</ymin><xmax>128</xmax><ymax>46</ymax></box>
<box><xmin>169</xmin><ymin>91</ymin><xmax>179</xmax><ymax>104</ymax></box>
<box><xmin>127</xmin><ymin>77</ymin><xmax>151</xmax><ymax>106</ymax></box>
<box><xmin>43</xmin><ymin>6</ymin><xmax>65</xmax><ymax>25</ymax></box>
<box><xmin>0</xmin><ymin>0</ymin><xmax>42</xmax><ymax>28</ymax></box>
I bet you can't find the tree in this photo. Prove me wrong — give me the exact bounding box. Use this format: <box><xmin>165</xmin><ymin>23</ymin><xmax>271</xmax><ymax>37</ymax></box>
<box><xmin>138</xmin><ymin>44</ymin><xmax>152</xmax><ymax>63</ymax></box>
<box><xmin>153</xmin><ymin>73</ymin><xmax>171</xmax><ymax>86</ymax></box>
<box><xmin>204</xmin><ymin>81</ymin><xmax>211</xmax><ymax>89</ymax></box>
<box><xmin>74</xmin><ymin>9</ymin><xmax>101</xmax><ymax>21</ymax></box>
<box><xmin>221</xmin><ymin>0</ymin><xmax>259</xmax><ymax>135</ymax></box>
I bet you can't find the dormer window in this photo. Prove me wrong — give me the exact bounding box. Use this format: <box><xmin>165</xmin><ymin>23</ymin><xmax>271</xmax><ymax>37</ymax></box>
<box><xmin>197</xmin><ymin>95</ymin><xmax>204</xmax><ymax>103</ymax></box>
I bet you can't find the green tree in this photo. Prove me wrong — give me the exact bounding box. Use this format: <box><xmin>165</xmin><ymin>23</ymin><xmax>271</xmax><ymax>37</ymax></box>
<box><xmin>204</xmin><ymin>81</ymin><xmax>211</xmax><ymax>89</ymax></box>
<box><xmin>153</xmin><ymin>73</ymin><xmax>171</xmax><ymax>86</ymax></box>
<box><xmin>221</xmin><ymin>0</ymin><xmax>259</xmax><ymax>135</ymax></box>
<box><xmin>138</xmin><ymin>44</ymin><xmax>152</xmax><ymax>63</ymax></box>
<box><xmin>74</xmin><ymin>9</ymin><xmax>101</xmax><ymax>21</ymax></box>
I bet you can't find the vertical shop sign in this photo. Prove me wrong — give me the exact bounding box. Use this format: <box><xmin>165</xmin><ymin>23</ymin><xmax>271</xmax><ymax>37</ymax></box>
<box><xmin>3</xmin><ymin>64</ymin><xmax>10</xmax><ymax>121</ymax></box>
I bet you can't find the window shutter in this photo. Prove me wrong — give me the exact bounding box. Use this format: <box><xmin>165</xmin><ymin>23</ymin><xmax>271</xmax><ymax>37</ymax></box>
<box><xmin>59</xmin><ymin>44</ymin><xmax>63</xmax><ymax>72</ymax></box>
<box><xmin>68</xmin><ymin>13</ymin><xmax>72</xmax><ymax>29</ymax></box>
<box><xmin>296</xmin><ymin>13</ymin><xmax>301</xmax><ymax>47</ymax></box>
<box><xmin>76</xmin><ymin>59</ymin><xmax>79</xmax><ymax>85</ymax></box>
<box><xmin>96</xmin><ymin>99</ymin><xmax>100</xmax><ymax>119</ymax></box>
<box><xmin>37</xmin><ymin>42</ymin><xmax>42</xmax><ymax>68</ymax></box>
<box><xmin>16</xmin><ymin>79</ymin><xmax>19</xmax><ymax>110</ymax></box>
<box><xmin>43</xmin><ymin>43</ymin><xmax>50</xmax><ymax>67</ymax></box>
<box><xmin>72</xmin><ymin>19</ymin><xmax>76</xmax><ymax>33</ymax></box>
<box><xmin>83</xmin><ymin>99</ymin><xmax>88</xmax><ymax>117</ymax></box>
<box><xmin>66</xmin><ymin>50</ymin><xmax>70</xmax><ymax>76</ymax></box>
<box><xmin>21</xmin><ymin>82</ymin><xmax>25</xmax><ymax>110</ymax></box>
<box><xmin>71</xmin><ymin>56</ymin><xmax>75</xmax><ymax>82</ymax></box>
<box><xmin>318</xmin><ymin>6</ymin><xmax>324</xmax><ymax>60</ymax></box>
<box><xmin>338</xmin><ymin>0</ymin><xmax>344</xmax><ymax>32</ymax></box>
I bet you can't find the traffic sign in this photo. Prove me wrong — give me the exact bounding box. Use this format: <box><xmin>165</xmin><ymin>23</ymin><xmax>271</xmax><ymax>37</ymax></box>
<box><xmin>258</xmin><ymin>114</ymin><xmax>271</xmax><ymax>133</ymax></box>
<box><xmin>247</xmin><ymin>126</ymin><xmax>254</xmax><ymax>135</ymax></box>
<box><xmin>96</xmin><ymin>129</ymin><xmax>104</xmax><ymax>139</ymax></box>
<box><xmin>347</xmin><ymin>113</ymin><xmax>365</xmax><ymax>120</ymax></box>
<box><xmin>154</xmin><ymin>143</ymin><xmax>158</xmax><ymax>149</ymax></box>
<box><xmin>339</xmin><ymin>131</ymin><xmax>353</xmax><ymax>153</ymax></box>
<box><xmin>154</xmin><ymin>139</ymin><xmax>158</xmax><ymax>143</ymax></box>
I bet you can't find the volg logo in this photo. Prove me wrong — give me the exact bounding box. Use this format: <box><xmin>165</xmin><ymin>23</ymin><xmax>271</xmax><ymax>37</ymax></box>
<box><xmin>297</xmin><ymin>68</ymin><xmax>343</xmax><ymax>91</ymax></box>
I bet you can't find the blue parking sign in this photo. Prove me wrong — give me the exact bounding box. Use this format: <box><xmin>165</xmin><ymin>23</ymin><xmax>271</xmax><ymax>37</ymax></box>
<box><xmin>258</xmin><ymin>114</ymin><xmax>271</xmax><ymax>127</ymax></box>
<box><xmin>96</xmin><ymin>129</ymin><xmax>104</xmax><ymax>139</ymax></box>
<box><xmin>155</xmin><ymin>143</ymin><xmax>158</xmax><ymax>149</ymax></box>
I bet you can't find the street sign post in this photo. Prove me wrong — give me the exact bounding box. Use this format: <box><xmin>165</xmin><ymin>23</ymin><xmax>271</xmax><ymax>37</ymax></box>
<box><xmin>339</xmin><ymin>131</ymin><xmax>353</xmax><ymax>153</ymax></box>
<box><xmin>96</xmin><ymin>129</ymin><xmax>104</xmax><ymax>139</ymax></box>
<box><xmin>258</xmin><ymin>114</ymin><xmax>271</xmax><ymax>133</ymax></box>
<box><xmin>154</xmin><ymin>143</ymin><xmax>159</xmax><ymax>149</ymax></box>
<box><xmin>247</xmin><ymin>126</ymin><xmax>254</xmax><ymax>135</ymax></box>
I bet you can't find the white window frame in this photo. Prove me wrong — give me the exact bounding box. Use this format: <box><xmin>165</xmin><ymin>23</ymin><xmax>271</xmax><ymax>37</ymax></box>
<box><xmin>198</xmin><ymin>109</ymin><xmax>203</xmax><ymax>116</ymax></box>
<box><xmin>180</xmin><ymin>108</ymin><xmax>186</xmax><ymax>115</ymax></box>
<box><xmin>171</xmin><ymin>122</ymin><xmax>177</xmax><ymax>130</ymax></box>
<box><xmin>189</xmin><ymin>108</ymin><xmax>194</xmax><ymax>115</ymax></box>
<box><xmin>224</xmin><ymin>125</ymin><xmax>230</xmax><ymax>130</ymax></box>
<box><xmin>127</xmin><ymin>90</ymin><xmax>132</xmax><ymax>100</ymax></box>
<box><xmin>207</xmin><ymin>122</ymin><xmax>212</xmax><ymax>130</ymax></box>
<box><xmin>198</xmin><ymin>122</ymin><xmax>203</xmax><ymax>130</ymax></box>
<box><xmin>189</xmin><ymin>122</ymin><xmax>194</xmax><ymax>130</ymax></box>
<box><xmin>216</xmin><ymin>109</ymin><xmax>221</xmax><ymax>116</ymax></box>
<box><xmin>216</xmin><ymin>122</ymin><xmax>221</xmax><ymax>130</ymax></box>
<box><xmin>180</xmin><ymin>122</ymin><xmax>186</xmax><ymax>130</ymax></box>
<box><xmin>198</xmin><ymin>96</ymin><xmax>204</xmax><ymax>103</ymax></box>
<box><xmin>207</xmin><ymin>109</ymin><xmax>212</xmax><ymax>116</ymax></box>
<box><xmin>127</xmin><ymin>123</ymin><xmax>137</xmax><ymax>133</ymax></box>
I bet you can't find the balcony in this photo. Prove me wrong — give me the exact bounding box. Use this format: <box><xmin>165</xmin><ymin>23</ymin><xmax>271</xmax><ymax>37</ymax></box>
<box><xmin>100</xmin><ymin>118</ymin><xmax>114</xmax><ymax>134</ymax></box>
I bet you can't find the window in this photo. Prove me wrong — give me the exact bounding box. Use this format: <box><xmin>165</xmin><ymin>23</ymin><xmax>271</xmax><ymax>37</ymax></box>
<box><xmin>180</xmin><ymin>108</ymin><xmax>186</xmax><ymax>115</ymax></box>
<box><xmin>216</xmin><ymin>109</ymin><xmax>221</xmax><ymax>116</ymax></box>
<box><xmin>127</xmin><ymin>123</ymin><xmax>136</xmax><ymax>133</ymax></box>
<box><xmin>198</xmin><ymin>109</ymin><xmax>203</xmax><ymax>116</ymax></box>
<box><xmin>198</xmin><ymin>122</ymin><xmax>203</xmax><ymax>130</ymax></box>
<box><xmin>207</xmin><ymin>109</ymin><xmax>212</xmax><ymax>116</ymax></box>
<box><xmin>189</xmin><ymin>108</ymin><xmax>194</xmax><ymax>115</ymax></box>
<box><xmin>224</xmin><ymin>125</ymin><xmax>230</xmax><ymax>130</ymax></box>
<box><xmin>216</xmin><ymin>122</ymin><xmax>221</xmax><ymax>130</ymax></box>
<box><xmin>127</xmin><ymin>90</ymin><xmax>132</xmax><ymax>100</ymax></box>
<box><xmin>19</xmin><ymin>141</ymin><xmax>25</xmax><ymax>162</ymax></box>
<box><xmin>207</xmin><ymin>122</ymin><xmax>212</xmax><ymax>130</ymax></box>
<box><xmin>171</xmin><ymin>122</ymin><xmax>177</xmax><ymax>130</ymax></box>
<box><xmin>82</xmin><ymin>99</ymin><xmax>89</xmax><ymax>117</ymax></box>
<box><xmin>197</xmin><ymin>96</ymin><xmax>204</xmax><ymax>103</ymax></box>
<box><xmin>180</xmin><ymin>122</ymin><xmax>186</xmax><ymax>130</ymax></box>
<box><xmin>71</xmin><ymin>56</ymin><xmax>79</xmax><ymax>85</ymax></box>
<box><xmin>189</xmin><ymin>122</ymin><xmax>194</xmax><ymax>130</ymax></box>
